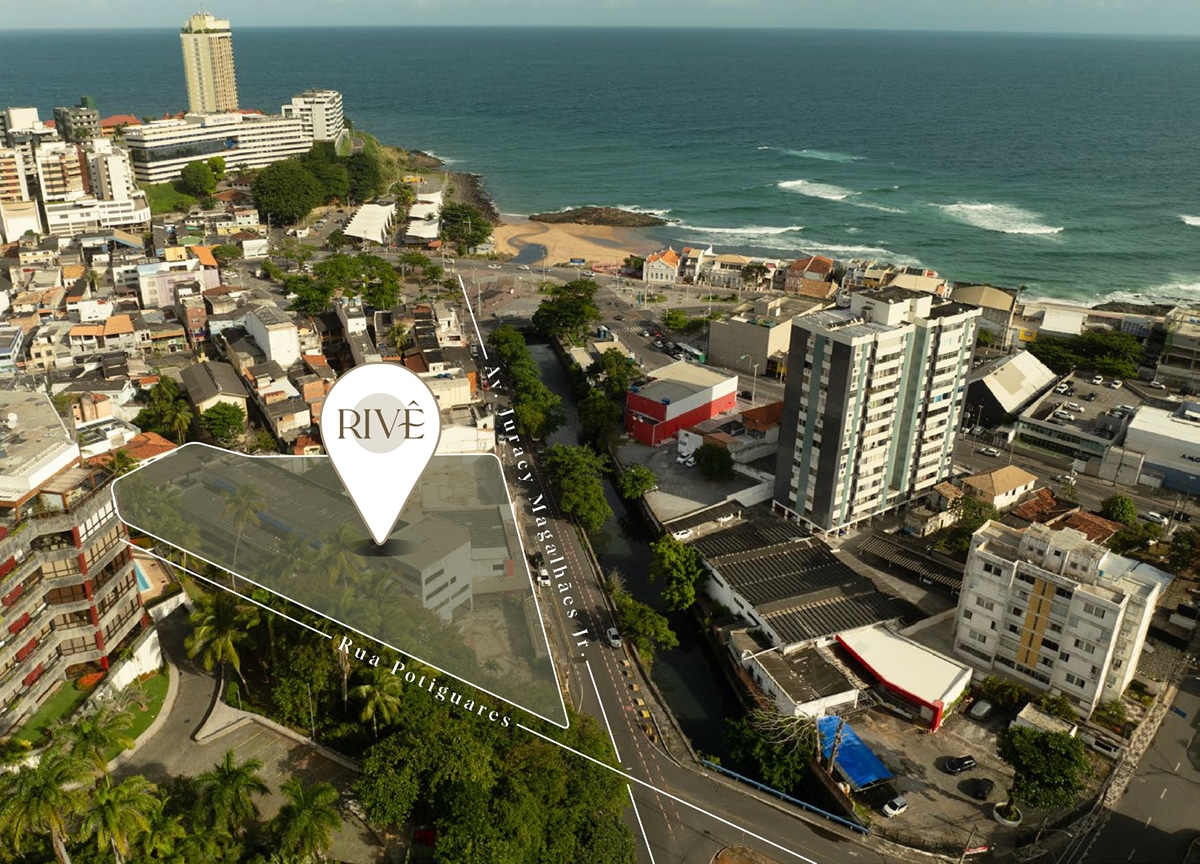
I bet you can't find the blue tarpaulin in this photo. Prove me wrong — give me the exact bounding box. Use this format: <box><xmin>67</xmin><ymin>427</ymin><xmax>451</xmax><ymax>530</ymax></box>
<box><xmin>817</xmin><ymin>716</ymin><xmax>894</xmax><ymax>791</ymax></box>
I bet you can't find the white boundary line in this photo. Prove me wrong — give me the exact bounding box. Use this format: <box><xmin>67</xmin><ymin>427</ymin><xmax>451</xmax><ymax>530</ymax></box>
<box><xmin>518</xmin><ymin>723</ymin><xmax>820</xmax><ymax>863</ymax></box>
<box><xmin>133</xmin><ymin>541</ymin><xmax>332</xmax><ymax>640</ymax></box>
<box><xmin>112</xmin><ymin>443</ymin><xmax>569</xmax><ymax>730</ymax></box>
<box><xmin>586</xmin><ymin>659</ymin><xmax>622</xmax><ymax>765</ymax></box>
<box><xmin>459</xmin><ymin>274</ymin><xmax>489</xmax><ymax>360</ymax></box>
<box><xmin>627</xmin><ymin>784</ymin><xmax>658</xmax><ymax>864</ymax></box>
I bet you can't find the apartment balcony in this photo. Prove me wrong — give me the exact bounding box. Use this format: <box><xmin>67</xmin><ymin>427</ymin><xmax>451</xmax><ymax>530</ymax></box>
<box><xmin>0</xmin><ymin>635</ymin><xmax>61</xmax><ymax>700</ymax></box>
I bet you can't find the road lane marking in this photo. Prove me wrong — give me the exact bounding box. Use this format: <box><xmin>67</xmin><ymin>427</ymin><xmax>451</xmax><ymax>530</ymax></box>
<box><xmin>628</xmin><ymin>784</ymin><xmax>658</xmax><ymax>864</ymax></box>
<box><xmin>1144</xmin><ymin>816</ymin><xmax>1153</xmax><ymax>828</ymax></box>
<box><xmin>1160</xmin><ymin>787</ymin><xmax>1168</xmax><ymax>799</ymax></box>
<box><xmin>587</xmin><ymin>659</ymin><xmax>623</xmax><ymax>765</ymax></box>
<box><xmin>520</xmin><ymin>722</ymin><xmax>821</xmax><ymax>863</ymax></box>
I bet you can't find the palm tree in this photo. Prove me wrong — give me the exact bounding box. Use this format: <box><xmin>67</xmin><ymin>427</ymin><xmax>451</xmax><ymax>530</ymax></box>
<box><xmin>184</xmin><ymin>589</ymin><xmax>257</xmax><ymax>697</ymax></box>
<box><xmin>225</xmin><ymin>482</ymin><xmax>266</xmax><ymax>577</ymax></box>
<box><xmin>56</xmin><ymin>703</ymin><xmax>135</xmax><ymax>772</ymax></box>
<box><xmin>139</xmin><ymin>800</ymin><xmax>187</xmax><ymax>862</ymax></box>
<box><xmin>160</xmin><ymin>400</ymin><xmax>193</xmax><ymax>445</ymax></box>
<box><xmin>317</xmin><ymin>523</ymin><xmax>364</xmax><ymax>591</ymax></box>
<box><xmin>79</xmin><ymin>775</ymin><xmax>158</xmax><ymax>863</ymax></box>
<box><xmin>350</xmin><ymin>664</ymin><xmax>404</xmax><ymax>738</ymax></box>
<box><xmin>105</xmin><ymin>449</ymin><xmax>138</xmax><ymax>479</ymax></box>
<box><xmin>0</xmin><ymin>746</ymin><xmax>91</xmax><ymax>863</ymax></box>
<box><xmin>271</xmin><ymin>779</ymin><xmax>342</xmax><ymax>862</ymax></box>
<box><xmin>196</xmin><ymin>750</ymin><xmax>270</xmax><ymax>839</ymax></box>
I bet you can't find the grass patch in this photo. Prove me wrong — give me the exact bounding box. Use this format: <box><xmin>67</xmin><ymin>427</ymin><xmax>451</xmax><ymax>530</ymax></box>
<box><xmin>103</xmin><ymin>670</ymin><xmax>171</xmax><ymax>763</ymax></box>
<box><xmin>9</xmin><ymin>680</ymin><xmax>91</xmax><ymax>746</ymax></box>
<box><xmin>144</xmin><ymin>182</ymin><xmax>196</xmax><ymax>215</ymax></box>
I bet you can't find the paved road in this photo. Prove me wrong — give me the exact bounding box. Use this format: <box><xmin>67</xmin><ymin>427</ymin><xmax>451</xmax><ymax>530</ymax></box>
<box><xmin>1073</xmin><ymin>668</ymin><xmax>1200</xmax><ymax>864</ymax></box>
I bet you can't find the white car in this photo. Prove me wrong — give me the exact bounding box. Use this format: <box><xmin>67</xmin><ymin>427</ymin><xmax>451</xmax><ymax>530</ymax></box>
<box><xmin>487</xmin><ymin>264</ymin><xmax>502</xmax><ymax>270</ymax></box>
<box><xmin>882</xmin><ymin>795</ymin><xmax>908</xmax><ymax>818</ymax></box>
<box><xmin>675</xmin><ymin>453</ymin><xmax>691</xmax><ymax>464</ymax></box>
<box><xmin>605</xmin><ymin>627</ymin><xmax>623</xmax><ymax>648</ymax></box>
<box><xmin>671</xmin><ymin>528</ymin><xmax>693</xmax><ymax>541</ymax></box>
<box><xmin>1143</xmin><ymin>511</ymin><xmax>1169</xmax><ymax>525</ymax></box>
<box><xmin>517</xmin><ymin>264</ymin><xmax>531</xmax><ymax>270</ymax></box>
<box><xmin>1092</xmin><ymin>375</ymin><xmax>1104</xmax><ymax>385</ymax></box>
<box><xmin>979</xmin><ymin>447</ymin><xmax>1002</xmax><ymax>457</ymax></box>
<box><xmin>537</xmin><ymin>568</ymin><xmax>551</xmax><ymax>587</ymax></box>
<box><xmin>1149</xmin><ymin>381</ymin><xmax>1167</xmax><ymax>389</ymax></box>
<box><xmin>581</xmin><ymin>269</ymin><xmax>596</xmax><ymax>277</ymax></box>
<box><xmin>1109</xmin><ymin>379</ymin><xmax>1123</xmax><ymax>389</ymax></box>
<box><xmin>1052</xmin><ymin>474</ymin><xmax>1076</xmax><ymax>485</ymax></box>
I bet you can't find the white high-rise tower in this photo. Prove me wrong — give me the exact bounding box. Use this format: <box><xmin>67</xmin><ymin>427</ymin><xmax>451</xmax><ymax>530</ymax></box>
<box><xmin>180</xmin><ymin>13</ymin><xmax>239</xmax><ymax>115</ymax></box>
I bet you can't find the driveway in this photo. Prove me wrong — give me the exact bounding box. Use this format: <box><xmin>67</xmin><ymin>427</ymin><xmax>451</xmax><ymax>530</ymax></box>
<box><xmin>117</xmin><ymin>610</ymin><xmax>391</xmax><ymax>864</ymax></box>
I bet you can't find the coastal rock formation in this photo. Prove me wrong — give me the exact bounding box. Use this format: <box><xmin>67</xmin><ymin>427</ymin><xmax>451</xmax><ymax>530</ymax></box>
<box><xmin>529</xmin><ymin>206</ymin><xmax>668</xmax><ymax>227</ymax></box>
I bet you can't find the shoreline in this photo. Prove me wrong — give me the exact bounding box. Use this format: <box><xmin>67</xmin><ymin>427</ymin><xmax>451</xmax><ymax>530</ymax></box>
<box><xmin>490</xmin><ymin>215</ymin><xmax>661</xmax><ymax>267</ymax></box>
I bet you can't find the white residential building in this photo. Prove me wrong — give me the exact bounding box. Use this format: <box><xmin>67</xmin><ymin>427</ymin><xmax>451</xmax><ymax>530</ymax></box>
<box><xmin>281</xmin><ymin>90</ymin><xmax>345</xmax><ymax>142</ymax></box>
<box><xmin>0</xmin><ymin>148</ymin><xmax>30</xmax><ymax>201</ymax></box>
<box><xmin>954</xmin><ymin>521</ymin><xmax>1170</xmax><ymax>717</ymax></box>
<box><xmin>773</xmin><ymin>287</ymin><xmax>981</xmax><ymax>533</ymax></box>
<box><xmin>246</xmin><ymin>305</ymin><xmax>301</xmax><ymax>368</ymax></box>
<box><xmin>34</xmin><ymin>142</ymin><xmax>86</xmax><ymax>202</ymax></box>
<box><xmin>124</xmin><ymin>113</ymin><xmax>311</xmax><ymax>185</ymax></box>
<box><xmin>88</xmin><ymin>139</ymin><xmax>138</xmax><ymax>202</ymax></box>
<box><xmin>42</xmin><ymin>195</ymin><xmax>151</xmax><ymax>235</ymax></box>
<box><xmin>180</xmin><ymin>13</ymin><xmax>239</xmax><ymax>114</ymax></box>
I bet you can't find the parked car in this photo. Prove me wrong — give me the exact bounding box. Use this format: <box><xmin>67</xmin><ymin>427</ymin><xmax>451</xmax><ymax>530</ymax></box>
<box><xmin>671</xmin><ymin>528</ymin><xmax>694</xmax><ymax>540</ymax></box>
<box><xmin>882</xmin><ymin>795</ymin><xmax>909</xmax><ymax>818</ymax></box>
<box><xmin>1142</xmin><ymin>511</ymin><xmax>1169</xmax><ymax>525</ymax></box>
<box><xmin>979</xmin><ymin>447</ymin><xmax>1002</xmax><ymax>457</ymax></box>
<box><xmin>517</xmin><ymin>264</ymin><xmax>531</xmax><ymax>270</ymax></box>
<box><xmin>1149</xmin><ymin>380</ymin><xmax>1167</xmax><ymax>389</ymax></box>
<box><xmin>1109</xmin><ymin>379</ymin><xmax>1124</xmax><ymax>389</ymax></box>
<box><xmin>581</xmin><ymin>269</ymin><xmax>596</xmax><ymax>277</ymax></box>
<box><xmin>967</xmin><ymin>778</ymin><xmax>996</xmax><ymax>801</ymax></box>
<box><xmin>537</xmin><ymin>568</ymin><xmax>551</xmax><ymax>587</ymax></box>
<box><xmin>944</xmin><ymin>755</ymin><xmax>978</xmax><ymax>775</ymax></box>
<box><xmin>1055</xmin><ymin>383</ymin><xmax>1070</xmax><ymax>394</ymax></box>
<box><xmin>605</xmin><ymin>627</ymin><xmax>622</xmax><ymax>648</ymax></box>
<box><xmin>614</xmin><ymin>314</ymin><xmax>624</xmax><ymax>320</ymax></box>
<box><xmin>1084</xmin><ymin>392</ymin><xmax>1098</xmax><ymax>401</ymax></box>
<box><xmin>487</xmin><ymin>264</ymin><xmax>502</xmax><ymax>270</ymax></box>
<box><xmin>685</xmin><ymin>456</ymin><xmax>696</xmax><ymax>468</ymax></box>
<box><xmin>1052</xmin><ymin>474</ymin><xmax>1076</xmax><ymax>484</ymax></box>
<box><xmin>739</xmin><ymin>390</ymin><xmax>752</xmax><ymax>399</ymax></box>
<box><xmin>1172</xmin><ymin>511</ymin><xmax>1193</xmax><ymax>523</ymax></box>
<box><xmin>1067</xmin><ymin>402</ymin><xmax>1085</xmax><ymax>413</ymax></box>
<box><xmin>1091</xmin><ymin>375</ymin><xmax>1104</xmax><ymax>385</ymax></box>
<box><xmin>968</xmin><ymin>700</ymin><xmax>994</xmax><ymax>721</ymax></box>
<box><xmin>675</xmin><ymin>454</ymin><xmax>691</xmax><ymax>464</ymax></box>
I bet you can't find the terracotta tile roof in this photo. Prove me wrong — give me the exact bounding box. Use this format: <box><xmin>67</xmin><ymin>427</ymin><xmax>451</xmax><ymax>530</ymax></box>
<box><xmin>87</xmin><ymin>432</ymin><xmax>177</xmax><ymax>468</ymax></box>
<box><xmin>1060</xmin><ymin>511</ymin><xmax>1123</xmax><ymax>544</ymax></box>
<box><xmin>963</xmin><ymin>465</ymin><xmax>1039</xmax><ymax>499</ymax></box>
<box><xmin>104</xmin><ymin>314</ymin><xmax>134</xmax><ymax>336</ymax></box>
<box><xmin>789</xmin><ymin>255</ymin><xmax>835</xmax><ymax>276</ymax></box>
<box><xmin>61</xmin><ymin>264</ymin><xmax>86</xmax><ymax>281</ymax></box>
<box><xmin>647</xmin><ymin>247</ymin><xmax>680</xmax><ymax>268</ymax></box>
<box><xmin>933</xmin><ymin>481</ymin><xmax>964</xmax><ymax>501</ymax></box>
<box><xmin>1009</xmin><ymin>487</ymin><xmax>1077</xmax><ymax>524</ymax></box>
<box><xmin>190</xmin><ymin>246</ymin><xmax>218</xmax><ymax>268</ymax></box>
<box><xmin>100</xmin><ymin>114</ymin><xmax>141</xmax><ymax>129</ymax></box>
<box><xmin>797</xmin><ymin>278</ymin><xmax>837</xmax><ymax>299</ymax></box>
<box><xmin>69</xmin><ymin>323</ymin><xmax>104</xmax><ymax>338</ymax></box>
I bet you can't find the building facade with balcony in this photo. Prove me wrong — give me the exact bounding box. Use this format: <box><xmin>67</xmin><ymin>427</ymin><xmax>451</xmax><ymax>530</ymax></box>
<box><xmin>953</xmin><ymin>521</ymin><xmax>1168</xmax><ymax>718</ymax></box>
<box><xmin>773</xmin><ymin>287</ymin><xmax>980</xmax><ymax>533</ymax></box>
<box><xmin>0</xmin><ymin>389</ymin><xmax>144</xmax><ymax>736</ymax></box>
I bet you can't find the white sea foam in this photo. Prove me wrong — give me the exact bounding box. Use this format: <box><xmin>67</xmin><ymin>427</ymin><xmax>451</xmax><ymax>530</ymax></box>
<box><xmin>614</xmin><ymin>204</ymin><xmax>673</xmax><ymax>217</ymax></box>
<box><xmin>675</xmin><ymin>223</ymin><xmax>804</xmax><ymax>236</ymax></box>
<box><xmin>855</xmin><ymin>202</ymin><xmax>907</xmax><ymax>214</ymax></box>
<box><xmin>1179</xmin><ymin>215</ymin><xmax>1200</xmax><ymax>227</ymax></box>
<box><xmin>781</xmin><ymin>148</ymin><xmax>864</xmax><ymax>163</ymax></box>
<box><xmin>419</xmin><ymin>150</ymin><xmax>460</xmax><ymax>165</ymax></box>
<box><xmin>777</xmin><ymin>179</ymin><xmax>855</xmax><ymax>201</ymax></box>
<box><xmin>935</xmin><ymin>201</ymin><xmax>1063</xmax><ymax>235</ymax></box>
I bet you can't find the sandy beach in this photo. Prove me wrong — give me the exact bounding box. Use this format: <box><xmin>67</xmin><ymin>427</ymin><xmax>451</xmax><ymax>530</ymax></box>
<box><xmin>491</xmin><ymin>217</ymin><xmax>661</xmax><ymax>267</ymax></box>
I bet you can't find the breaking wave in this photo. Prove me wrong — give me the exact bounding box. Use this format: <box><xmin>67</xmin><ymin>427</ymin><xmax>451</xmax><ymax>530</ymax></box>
<box><xmin>777</xmin><ymin>179</ymin><xmax>855</xmax><ymax>201</ymax></box>
<box><xmin>1179</xmin><ymin>215</ymin><xmax>1200</xmax><ymax>227</ymax></box>
<box><xmin>934</xmin><ymin>201</ymin><xmax>1063</xmax><ymax>235</ymax></box>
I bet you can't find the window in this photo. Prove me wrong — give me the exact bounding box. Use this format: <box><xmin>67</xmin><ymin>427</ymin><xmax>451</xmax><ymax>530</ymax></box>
<box><xmin>1007</xmin><ymin>624</ymin><xmax>1019</xmax><ymax>634</ymax></box>
<box><xmin>1083</xmin><ymin>602</ymin><xmax>1107</xmax><ymax>621</ymax></box>
<box><xmin>1065</xmin><ymin>672</ymin><xmax>1086</xmax><ymax>689</ymax></box>
<box><xmin>1039</xmin><ymin>656</ymin><xmax>1054</xmax><ymax>669</ymax></box>
<box><xmin>1073</xmin><ymin>638</ymin><xmax>1096</xmax><ymax>655</ymax></box>
<box><xmin>969</xmin><ymin>630</ymin><xmax>988</xmax><ymax>644</ymax></box>
<box><xmin>1015</xmin><ymin>572</ymin><xmax>1035</xmax><ymax>585</ymax></box>
<box><xmin>963</xmin><ymin>610</ymin><xmax>974</xmax><ymax>620</ymax></box>
<box><xmin>975</xmin><ymin>597</ymin><xmax>995</xmax><ymax>612</ymax></box>
<box><xmin>1042</xmin><ymin>638</ymin><xmax>1059</xmax><ymax>652</ymax></box>
<box><xmin>1048</xmin><ymin>622</ymin><xmax>1063</xmax><ymax>635</ymax></box>
<box><xmin>1055</xmin><ymin>587</ymin><xmax>1073</xmax><ymax>599</ymax></box>
<box><xmin>1059</xmin><ymin>652</ymin><xmax>1071</xmax><ymax>662</ymax></box>
<box><xmin>1011</xmin><ymin>606</ymin><xmax>1025</xmax><ymax>618</ymax></box>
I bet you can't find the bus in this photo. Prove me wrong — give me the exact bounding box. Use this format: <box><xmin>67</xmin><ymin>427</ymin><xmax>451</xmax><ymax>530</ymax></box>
<box><xmin>679</xmin><ymin>344</ymin><xmax>706</xmax><ymax>364</ymax></box>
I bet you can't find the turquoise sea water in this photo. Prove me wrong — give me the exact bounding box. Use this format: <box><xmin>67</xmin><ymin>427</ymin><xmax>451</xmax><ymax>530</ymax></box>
<box><xmin>3</xmin><ymin>27</ymin><xmax>1200</xmax><ymax>303</ymax></box>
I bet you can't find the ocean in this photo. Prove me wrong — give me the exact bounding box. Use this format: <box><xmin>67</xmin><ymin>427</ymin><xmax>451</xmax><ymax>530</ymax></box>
<box><xmin>3</xmin><ymin>26</ymin><xmax>1200</xmax><ymax>305</ymax></box>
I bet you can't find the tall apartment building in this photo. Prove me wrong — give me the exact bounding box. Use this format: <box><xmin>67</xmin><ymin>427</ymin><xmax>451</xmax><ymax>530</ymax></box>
<box><xmin>0</xmin><ymin>389</ymin><xmax>145</xmax><ymax>737</ymax></box>
<box><xmin>34</xmin><ymin>142</ymin><xmax>86</xmax><ymax>202</ymax></box>
<box><xmin>87</xmin><ymin>139</ymin><xmax>138</xmax><ymax>202</ymax></box>
<box><xmin>954</xmin><ymin>521</ymin><xmax>1168</xmax><ymax>717</ymax></box>
<box><xmin>180</xmin><ymin>13</ymin><xmax>239</xmax><ymax>114</ymax></box>
<box><xmin>1158</xmin><ymin>307</ymin><xmax>1200</xmax><ymax>391</ymax></box>
<box><xmin>0</xmin><ymin>148</ymin><xmax>29</xmax><ymax>202</ymax></box>
<box><xmin>52</xmin><ymin>97</ymin><xmax>101</xmax><ymax>142</ymax></box>
<box><xmin>125</xmin><ymin>113</ymin><xmax>311</xmax><ymax>185</ymax></box>
<box><xmin>2</xmin><ymin>108</ymin><xmax>61</xmax><ymax>182</ymax></box>
<box><xmin>773</xmin><ymin>287</ymin><xmax>980</xmax><ymax>533</ymax></box>
<box><xmin>281</xmin><ymin>89</ymin><xmax>345</xmax><ymax>142</ymax></box>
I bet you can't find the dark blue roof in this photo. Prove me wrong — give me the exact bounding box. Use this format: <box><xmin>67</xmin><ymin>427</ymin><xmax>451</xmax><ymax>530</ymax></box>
<box><xmin>818</xmin><ymin>715</ymin><xmax>894</xmax><ymax>791</ymax></box>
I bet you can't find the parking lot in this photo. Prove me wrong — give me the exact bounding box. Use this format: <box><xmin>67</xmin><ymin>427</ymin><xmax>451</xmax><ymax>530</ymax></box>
<box><xmin>617</xmin><ymin>439</ymin><xmax>761</xmax><ymax>523</ymax></box>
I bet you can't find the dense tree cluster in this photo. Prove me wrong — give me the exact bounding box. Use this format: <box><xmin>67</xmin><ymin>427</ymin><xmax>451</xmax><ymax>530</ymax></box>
<box><xmin>284</xmin><ymin>252</ymin><xmax>401</xmax><ymax>315</ymax></box>
<box><xmin>440</xmin><ymin>202</ymin><xmax>493</xmax><ymax>250</ymax></box>
<box><xmin>616</xmin><ymin>464</ymin><xmax>657</xmax><ymax>500</ymax></box>
<box><xmin>200</xmin><ymin>402</ymin><xmax>247</xmax><ymax>444</ymax></box>
<box><xmin>1026</xmin><ymin>330</ymin><xmax>1145</xmax><ymax>379</ymax></box>
<box><xmin>587</xmin><ymin>348</ymin><xmax>639</xmax><ymax>401</ymax></box>
<box><xmin>998</xmin><ymin>726</ymin><xmax>1091</xmax><ymax>812</ymax></box>
<box><xmin>488</xmin><ymin>326</ymin><xmax>565</xmax><ymax>440</ymax></box>
<box><xmin>178</xmin><ymin>160</ymin><xmax>217</xmax><ymax>197</ymax></box>
<box><xmin>610</xmin><ymin>587</ymin><xmax>677</xmax><ymax>660</ymax></box>
<box><xmin>1100</xmin><ymin>494</ymin><xmax>1138</xmax><ymax>526</ymax></box>
<box><xmin>132</xmin><ymin>378</ymin><xmax>193</xmax><ymax>444</ymax></box>
<box><xmin>725</xmin><ymin>710</ymin><xmax>816</xmax><ymax>795</ymax></box>
<box><xmin>648</xmin><ymin>535</ymin><xmax>705</xmax><ymax>611</ymax></box>
<box><xmin>532</xmin><ymin>280</ymin><xmax>601</xmax><ymax>345</ymax></box>
<box><xmin>541</xmin><ymin>443</ymin><xmax>613</xmax><ymax>534</ymax></box>
<box><xmin>935</xmin><ymin>496</ymin><xmax>1000</xmax><ymax>556</ymax></box>
<box><xmin>694</xmin><ymin>442</ymin><xmax>734</xmax><ymax>480</ymax></box>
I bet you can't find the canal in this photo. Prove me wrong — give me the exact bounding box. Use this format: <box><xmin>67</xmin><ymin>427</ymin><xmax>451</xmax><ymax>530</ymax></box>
<box><xmin>528</xmin><ymin>343</ymin><xmax>744</xmax><ymax>759</ymax></box>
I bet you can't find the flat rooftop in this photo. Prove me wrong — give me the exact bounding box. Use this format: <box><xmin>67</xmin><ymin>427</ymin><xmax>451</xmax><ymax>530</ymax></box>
<box><xmin>1023</xmin><ymin>372</ymin><xmax>1147</xmax><ymax>440</ymax></box>
<box><xmin>0</xmin><ymin>389</ymin><xmax>78</xmax><ymax>498</ymax></box>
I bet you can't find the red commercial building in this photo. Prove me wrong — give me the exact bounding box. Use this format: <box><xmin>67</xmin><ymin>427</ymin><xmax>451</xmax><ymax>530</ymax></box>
<box><xmin>624</xmin><ymin>361</ymin><xmax>737</xmax><ymax>446</ymax></box>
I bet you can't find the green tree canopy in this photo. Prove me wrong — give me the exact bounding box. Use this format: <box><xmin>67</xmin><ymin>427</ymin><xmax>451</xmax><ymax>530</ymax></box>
<box><xmin>441</xmin><ymin>202</ymin><xmax>493</xmax><ymax>249</ymax></box>
<box><xmin>285</xmin><ymin>274</ymin><xmax>334</xmax><ymax>315</ymax></box>
<box><xmin>211</xmin><ymin>243</ymin><xmax>242</xmax><ymax>264</ymax></box>
<box><xmin>542</xmin><ymin>444</ymin><xmax>613</xmax><ymax>533</ymax></box>
<box><xmin>532</xmin><ymin>281</ymin><xmax>601</xmax><ymax>345</ymax></box>
<box><xmin>578</xmin><ymin>389</ymin><xmax>622</xmax><ymax>441</ymax></box>
<box><xmin>1108</xmin><ymin>520</ymin><xmax>1163</xmax><ymax>554</ymax></box>
<box><xmin>648</xmin><ymin>535</ymin><xmax>705</xmax><ymax>611</ymax></box>
<box><xmin>200</xmin><ymin>402</ymin><xmax>246</xmax><ymax>443</ymax></box>
<box><xmin>1168</xmin><ymin>527</ymin><xmax>1200</xmax><ymax>576</ymax></box>
<box><xmin>662</xmin><ymin>309</ymin><xmax>689</xmax><ymax>331</ymax></box>
<box><xmin>611</xmin><ymin>587</ymin><xmax>678</xmax><ymax>658</ymax></box>
<box><xmin>1100</xmin><ymin>494</ymin><xmax>1138</xmax><ymax>527</ymax></box>
<box><xmin>617</xmin><ymin>464</ymin><xmax>657</xmax><ymax>500</ymax></box>
<box><xmin>588</xmin><ymin>348</ymin><xmax>639</xmax><ymax>400</ymax></box>
<box><xmin>998</xmin><ymin>726</ymin><xmax>1091</xmax><ymax>811</ymax></box>
<box><xmin>695</xmin><ymin>442</ymin><xmax>734</xmax><ymax>480</ymax></box>
<box><xmin>253</xmin><ymin>160</ymin><xmax>325</xmax><ymax>225</ymax></box>
<box><xmin>206</xmin><ymin>156</ymin><xmax>226</xmax><ymax>180</ymax></box>
<box><xmin>726</xmin><ymin>713</ymin><xmax>815</xmax><ymax>795</ymax></box>
<box><xmin>178</xmin><ymin>160</ymin><xmax>217</xmax><ymax>196</ymax></box>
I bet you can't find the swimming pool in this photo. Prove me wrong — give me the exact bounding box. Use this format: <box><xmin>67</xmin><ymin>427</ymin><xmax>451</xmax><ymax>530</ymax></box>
<box><xmin>134</xmin><ymin>561</ymin><xmax>150</xmax><ymax>592</ymax></box>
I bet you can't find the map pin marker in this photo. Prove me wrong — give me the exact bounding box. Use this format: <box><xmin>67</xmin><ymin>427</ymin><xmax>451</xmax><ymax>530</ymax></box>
<box><xmin>319</xmin><ymin>363</ymin><xmax>442</xmax><ymax>545</ymax></box>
